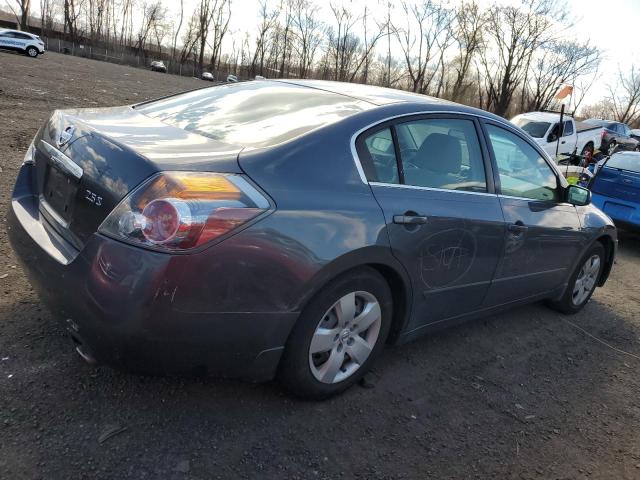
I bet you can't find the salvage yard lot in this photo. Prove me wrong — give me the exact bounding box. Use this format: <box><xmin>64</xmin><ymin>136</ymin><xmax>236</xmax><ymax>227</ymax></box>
<box><xmin>2</xmin><ymin>51</ymin><xmax>640</xmax><ymax>479</ymax></box>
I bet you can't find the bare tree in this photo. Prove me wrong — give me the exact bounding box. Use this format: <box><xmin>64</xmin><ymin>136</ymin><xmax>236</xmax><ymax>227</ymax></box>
<box><xmin>479</xmin><ymin>0</ymin><xmax>567</xmax><ymax>116</ymax></box>
<box><xmin>608</xmin><ymin>66</ymin><xmax>640</xmax><ymax>124</ymax></box>
<box><xmin>291</xmin><ymin>0</ymin><xmax>323</xmax><ymax>79</ymax></box>
<box><xmin>449</xmin><ymin>1</ymin><xmax>486</xmax><ymax>102</ymax></box>
<box><xmin>207</xmin><ymin>0</ymin><xmax>231</xmax><ymax>75</ymax></box>
<box><xmin>135</xmin><ymin>1</ymin><xmax>166</xmax><ymax>59</ymax></box>
<box><xmin>525</xmin><ymin>40</ymin><xmax>600</xmax><ymax>111</ymax></box>
<box><xmin>327</xmin><ymin>3</ymin><xmax>360</xmax><ymax>81</ymax></box>
<box><xmin>171</xmin><ymin>0</ymin><xmax>185</xmax><ymax>68</ymax></box>
<box><xmin>394</xmin><ymin>0</ymin><xmax>452</xmax><ymax>94</ymax></box>
<box><xmin>9</xmin><ymin>0</ymin><xmax>31</xmax><ymax>31</ymax></box>
<box><xmin>250</xmin><ymin>1</ymin><xmax>279</xmax><ymax>77</ymax></box>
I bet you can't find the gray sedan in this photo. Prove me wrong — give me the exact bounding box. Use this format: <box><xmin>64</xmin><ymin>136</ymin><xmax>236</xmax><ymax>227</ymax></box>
<box><xmin>8</xmin><ymin>80</ymin><xmax>616</xmax><ymax>398</ymax></box>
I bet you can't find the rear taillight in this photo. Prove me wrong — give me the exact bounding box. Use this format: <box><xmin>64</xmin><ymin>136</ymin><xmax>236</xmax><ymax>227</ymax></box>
<box><xmin>98</xmin><ymin>172</ymin><xmax>270</xmax><ymax>252</ymax></box>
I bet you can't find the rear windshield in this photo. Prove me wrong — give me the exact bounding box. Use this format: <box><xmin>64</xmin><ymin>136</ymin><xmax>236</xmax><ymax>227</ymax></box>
<box><xmin>137</xmin><ymin>81</ymin><xmax>371</xmax><ymax>148</ymax></box>
<box><xmin>606</xmin><ymin>154</ymin><xmax>640</xmax><ymax>173</ymax></box>
<box><xmin>512</xmin><ymin>119</ymin><xmax>551</xmax><ymax>138</ymax></box>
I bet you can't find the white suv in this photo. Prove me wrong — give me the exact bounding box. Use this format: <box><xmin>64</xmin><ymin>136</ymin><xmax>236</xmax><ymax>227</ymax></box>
<box><xmin>0</xmin><ymin>28</ymin><xmax>46</xmax><ymax>57</ymax></box>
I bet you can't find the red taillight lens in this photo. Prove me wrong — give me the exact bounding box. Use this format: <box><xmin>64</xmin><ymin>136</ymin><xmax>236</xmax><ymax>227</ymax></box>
<box><xmin>99</xmin><ymin>172</ymin><xmax>270</xmax><ymax>252</ymax></box>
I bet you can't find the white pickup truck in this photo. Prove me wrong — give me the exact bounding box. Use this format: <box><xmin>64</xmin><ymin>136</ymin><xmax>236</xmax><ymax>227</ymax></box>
<box><xmin>510</xmin><ymin>111</ymin><xmax>604</xmax><ymax>160</ymax></box>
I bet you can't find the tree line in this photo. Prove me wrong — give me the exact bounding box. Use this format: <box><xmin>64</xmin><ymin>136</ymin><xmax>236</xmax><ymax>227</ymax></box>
<box><xmin>6</xmin><ymin>0</ymin><xmax>639</xmax><ymax>124</ymax></box>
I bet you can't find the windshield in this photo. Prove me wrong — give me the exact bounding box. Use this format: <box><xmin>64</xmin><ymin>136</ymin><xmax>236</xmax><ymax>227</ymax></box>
<box><xmin>606</xmin><ymin>154</ymin><xmax>640</xmax><ymax>173</ymax></box>
<box><xmin>138</xmin><ymin>81</ymin><xmax>371</xmax><ymax>148</ymax></box>
<box><xmin>512</xmin><ymin>119</ymin><xmax>551</xmax><ymax>138</ymax></box>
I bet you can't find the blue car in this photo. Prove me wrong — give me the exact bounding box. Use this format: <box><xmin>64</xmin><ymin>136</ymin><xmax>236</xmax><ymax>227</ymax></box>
<box><xmin>591</xmin><ymin>151</ymin><xmax>640</xmax><ymax>229</ymax></box>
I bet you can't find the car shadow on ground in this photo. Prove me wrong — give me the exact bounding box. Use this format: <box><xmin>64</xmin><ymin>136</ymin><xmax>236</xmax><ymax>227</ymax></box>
<box><xmin>3</xmin><ymin>289</ymin><xmax>639</xmax><ymax>478</ymax></box>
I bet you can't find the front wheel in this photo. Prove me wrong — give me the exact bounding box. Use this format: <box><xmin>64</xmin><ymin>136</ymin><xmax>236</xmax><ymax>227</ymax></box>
<box><xmin>607</xmin><ymin>140</ymin><xmax>617</xmax><ymax>155</ymax></box>
<box><xmin>278</xmin><ymin>267</ymin><xmax>392</xmax><ymax>399</ymax></box>
<box><xmin>26</xmin><ymin>46</ymin><xmax>38</xmax><ymax>57</ymax></box>
<box><xmin>548</xmin><ymin>242</ymin><xmax>605</xmax><ymax>314</ymax></box>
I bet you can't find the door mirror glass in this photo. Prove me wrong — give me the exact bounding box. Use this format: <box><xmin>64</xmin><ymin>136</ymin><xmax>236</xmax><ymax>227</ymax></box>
<box><xmin>567</xmin><ymin>185</ymin><xmax>591</xmax><ymax>206</ymax></box>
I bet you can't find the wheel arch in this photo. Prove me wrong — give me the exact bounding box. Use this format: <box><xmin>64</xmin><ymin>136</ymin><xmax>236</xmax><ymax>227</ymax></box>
<box><xmin>595</xmin><ymin>234</ymin><xmax>616</xmax><ymax>286</ymax></box>
<box><xmin>291</xmin><ymin>247</ymin><xmax>413</xmax><ymax>345</ymax></box>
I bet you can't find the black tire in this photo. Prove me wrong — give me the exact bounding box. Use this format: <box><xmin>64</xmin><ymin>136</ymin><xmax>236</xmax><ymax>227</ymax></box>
<box><xmin>25</xmin><ymin>46</ymin><xmax>38</xmax><ymax>58</ymax></box>
<box><xmin>581</xmin><ymin>142</ymin><xmax>594</xmax><ymax>157</ymax></box>
<box><xmin>607</xmin><ymin>140</ymin><xmax>617</xmax><ymax>155</ymax></box>
<box><xmin>278</xmin><ymin>267</ymin><xmax>392</xmax><ymax>399</ymax></box>
<box><xmin>548</xmin><ymin>242</ymin><xmax>605</xmax><ymax>314</ymax></box>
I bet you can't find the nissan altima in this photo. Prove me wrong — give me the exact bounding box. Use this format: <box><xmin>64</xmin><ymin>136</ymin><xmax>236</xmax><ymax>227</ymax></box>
<box><xmin>8</xmin><ymin>80</ymin><xmax>617</xmax><ymax>398</ymax></box>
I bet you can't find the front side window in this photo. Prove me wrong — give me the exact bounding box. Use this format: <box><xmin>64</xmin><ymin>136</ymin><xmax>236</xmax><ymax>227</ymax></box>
<box><xmin>487</xmin><ymin>124</ymin><xmax>559</xmax><ymax>202</ymax></box>
<box><xmin>395</xmin><ymin>118</ymin><xmax>487</xmax><ymax>192</ymax></box>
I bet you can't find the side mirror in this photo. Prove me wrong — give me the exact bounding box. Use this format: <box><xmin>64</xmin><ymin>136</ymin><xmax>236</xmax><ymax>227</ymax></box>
<box><xmin>548</xmin><ymin>133</ymin><xmax>558</xmax><ymax>143</ymax></box>
<box><xmin>567</xmin><ymin>185</ymin><xmax>591</xmax><ymax>206</ymax></box>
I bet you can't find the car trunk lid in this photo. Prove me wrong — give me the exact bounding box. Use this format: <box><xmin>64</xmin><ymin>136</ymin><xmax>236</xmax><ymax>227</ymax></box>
<box><xmin>33</xmin><ymin>107</ymin><xmax>242</xmax><ymax>249</ymax></box>
<box><xmin>592</xmin><ymin>165</ymin><xmax>640</xmax><ymax>204</ymax></box>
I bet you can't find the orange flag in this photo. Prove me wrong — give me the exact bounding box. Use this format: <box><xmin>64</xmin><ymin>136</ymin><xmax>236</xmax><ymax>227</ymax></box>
<box><xmin>554</xmin><ymin>85</ymin><xmax>574</xmax><ymax>101</ymax></box>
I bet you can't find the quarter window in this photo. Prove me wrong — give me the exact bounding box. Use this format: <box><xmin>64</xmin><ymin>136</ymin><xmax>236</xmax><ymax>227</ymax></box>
<box><xmin>487</xmin><ymin>125</ymin><xmax>559</xmax><ymax>202</ymax></box>
<box><xmin>360</xmin><ymin>127</ymin><xmax>399</xmax><ymax>184</ymax></box>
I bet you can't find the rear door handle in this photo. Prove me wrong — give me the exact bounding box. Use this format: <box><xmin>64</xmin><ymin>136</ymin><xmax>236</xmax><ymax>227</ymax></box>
<box><xmin>507</xmin><ymin>222</ymin><xmax>528</xmax><ymax>234</ymax></box>
<box><xmin>393</xmin><ymin>214</ymin><xmax>428</xmax><ymax>225</ymax></box>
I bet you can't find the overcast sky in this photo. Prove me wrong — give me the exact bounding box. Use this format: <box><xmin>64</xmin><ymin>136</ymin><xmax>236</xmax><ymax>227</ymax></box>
<box><xmin>158</xmin><ymin>0</ymin><xmax>639</xmax><ymax>109</ymax></box>
<box><xmin>5</xmin><ymin>0</ymin><xmax>637</xmax><ymax>109</ymax></box>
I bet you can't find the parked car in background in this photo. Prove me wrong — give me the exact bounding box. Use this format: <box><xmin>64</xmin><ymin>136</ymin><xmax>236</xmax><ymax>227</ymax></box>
<box><xmin>201</xmin><ymin>71</ymin><xmax>214</xmax><ymax>81</ymax></box>
<box><xmin>584</xmin><ymin>119</ymin><xmax>640</xmax><ymax>154</ymax></box>
<box><xmin>8</xmin><ymin>80</ymin><xmax>616</xmax><ymax>399</ymax></box>
<box><xmin>511</xmin><ymin>111</ymin><xmax>603</xmax><ymax>159</ymax></box>
<box><xmin>0</xmin><ymin>28</ymin><xmax>45</xmax><ymax>57</ymax></box>
<box><xmin>150</xmin><ymin>60</ymin><xmax>167</xmax><ymax>73</ymax></box>
<box><xmin>591</xmin><ymin>151</ymin><xmax>640</xmax><ymax>230</ymax></box>
<box><xmin>227</xmin><ymin>74</ymin><xmax>238</xmax><ymax>82</ymax></box>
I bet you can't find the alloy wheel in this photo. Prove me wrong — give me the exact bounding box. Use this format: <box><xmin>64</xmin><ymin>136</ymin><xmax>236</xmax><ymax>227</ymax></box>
<box><xmin>572</xmin><ymin>254</ymin><xmax>601</xmax><ymax>306</ymax></box>
<box><xmin>309</xmin><ymin>291</ymin><xmax>381</xmax><ymax>384</ymax></box>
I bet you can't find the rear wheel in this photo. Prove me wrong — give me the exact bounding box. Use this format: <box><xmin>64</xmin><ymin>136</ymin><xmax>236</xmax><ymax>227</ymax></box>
<box><xmin>26</xmin><ymin>46</ymin><xmax>38</xmax><ymax>57</ymax></box>
<box><xmin>548</xmin><ymin>242</ymin><xmax>605</xmax><ymax>314</ymax></box>
<box><xmin>580</xmin><ymin>142</ymin><xmax>594</xmax><ymax>157</ymax></box>
<box><xmin>278</xmin><ymin>267</ymin><xmax>392</xmax><ymax>399</ymax></box>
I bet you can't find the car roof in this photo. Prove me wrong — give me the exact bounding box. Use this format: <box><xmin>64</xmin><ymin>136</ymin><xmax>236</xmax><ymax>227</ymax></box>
<box><xmin>273</xmin><ymin>79</ymin><xmax>509</xmax><ymax>123</ymax></box>
<box><xmin>512</xmin><ymin>112</ymin><xmax>570</xmax><ymax>122</ymax></box>
<box><xmin>0</xmin><ymin>28</ymin><xmax>35</xmax><ymax>36</ymax></box>
<box><xmin>279</xmin><ymin>79</ymin><xmax>454</xmax><ymax>107</ymax></box>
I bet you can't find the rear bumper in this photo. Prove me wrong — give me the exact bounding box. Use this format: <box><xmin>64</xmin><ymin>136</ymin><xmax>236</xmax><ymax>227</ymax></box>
<box><xmin>592</xmin><ymin>193</ymin><xmax>640</xmax><ymax>228</ymax></box>
<box><xmin>8</xmin><ymin>164</ymin><xmax>298</xmax><ymax>381</ymax></box>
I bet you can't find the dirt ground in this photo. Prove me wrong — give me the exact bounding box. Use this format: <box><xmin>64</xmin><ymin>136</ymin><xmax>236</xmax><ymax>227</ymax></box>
<box><xmin>1</xmin><ymin>51</ymin><xmax>640</xmax><ymax>480</ymax></box>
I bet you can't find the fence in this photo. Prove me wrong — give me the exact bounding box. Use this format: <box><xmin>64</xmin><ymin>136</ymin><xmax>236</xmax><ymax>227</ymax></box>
<box><xmin>42</xmin><ymin>37</ymin><xmax>210</xmax><ymax>80</ymax></box>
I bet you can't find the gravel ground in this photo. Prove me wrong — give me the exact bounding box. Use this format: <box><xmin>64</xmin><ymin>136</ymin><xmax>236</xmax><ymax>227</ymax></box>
<box><xmin>2</xmin><ymin>51</ymin><xmax>640</xmax><ymax>480</ymax></box>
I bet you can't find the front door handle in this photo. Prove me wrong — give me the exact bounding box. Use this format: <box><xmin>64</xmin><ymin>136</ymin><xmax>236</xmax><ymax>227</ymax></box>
<box><xmin>507</xmin><ymin>221</ymin><xmax>528</xmax><ymax>234</ymax></box>
<box><xmin>393</xmin><ymin>214</ymin><xmax>428</xmax><ymax>225</ymax></box>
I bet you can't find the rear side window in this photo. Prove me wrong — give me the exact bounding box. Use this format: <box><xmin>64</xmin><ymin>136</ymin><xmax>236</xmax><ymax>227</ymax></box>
<box><xmin>487</xmin><ymin>125</ymin><xmax>559</xmax><ymax>202</ymax></box>
<box><xmin>361</xmin><ymin>128</ymin><xmax>399</xmax><ymax>184</ymax></box>
<box><xmin>396</xmin><ymin>118</ymin><xmax>487</xmax><ymax>192</ymax></box>
<box><xmin>606</xmin><ymin>154</ymin><xmax>640</xmax><ymax>173</ymax></box>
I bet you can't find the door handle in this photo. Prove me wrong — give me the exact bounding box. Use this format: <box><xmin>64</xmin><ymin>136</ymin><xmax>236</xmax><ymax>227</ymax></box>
<box><xmin>507</xmin><ymin>221</ymin><xmax>528</xmax><ymax>234</ymax></box>
<box><xmin>393</xmin><ymin>214</ymin><xmax>428</xmax><ymax>225</ymax></box>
